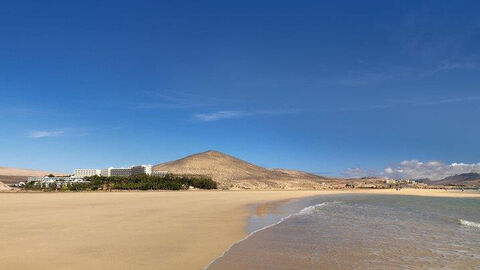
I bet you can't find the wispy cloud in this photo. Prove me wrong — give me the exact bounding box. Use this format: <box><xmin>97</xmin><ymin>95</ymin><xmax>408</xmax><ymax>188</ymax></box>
<box><xmin>139</xmin><ymin>91</ymin><xmax>299</xmax><ymax>122</ymax></box>
<box><xmin>0</xmin><ymin>107</ymin><xmax>49</xmax><ymax>118</ymax></box>
<box><xmin>419</xmin><ymin>57</ymin><xmax>480</xmax><ymax>77</ymax></box>
<box><xmin>28</xmin><ymin>130</ymin><xmax>65</xmax><ymax>138</ymax></box>
<box><xmin>27</xmin><ymin>128</ymin><xmax>89</xmax><ymax>139</ymax></box>
<box><xmin>335</xmin><ymin>70</ymin><xmax>401</xmax><ymax>87</ymax></box>
<box><xmin>193</xmin><ymin>110</ymin><xmax>247</xmax><ymax>122</ymax></box>
<box><xmin>340</xmin><ymin>95</ymin><xmax>480</xmax><ymax>112</ymax></box>
<box><xmin>139</xmin><ymin>90</ymin><xmax>234</xmax><ymax>110</ymax></box>
<box><xmin>193</xmin><ymin>109</ymin><xmax>295</xmax><ymax>122</ymax></box>
<box><xmin>412</xmin><ymin>96</ymin><xmax>480</xmax><ymax>106</ymax></box>
<box><xmin>333</xmin><ymin>56</ymin><xmax>479</xmax><ymax>87</ymax></box>
<box><xmin>342</xmin><ymin>167</ymin><xmax>378</xmax><ymax>178</ymax></box>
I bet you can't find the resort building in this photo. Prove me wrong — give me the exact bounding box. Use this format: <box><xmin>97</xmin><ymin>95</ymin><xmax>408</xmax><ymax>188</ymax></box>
<box><xmin>73</xmin><ymin>165</ymin><xmax>163</xmax><ymax>177</ymax></box>
<box><xmin>74</xmin><ymin>169</ymin><xmax>101</xmax><ymax>178</ymax></box>
<box><xmin>108</xmin><ymin>167</ymin><xmax>132</xmax><ymax>177</ymax></box>
<box><xmin>131</xmin><ymin>165</ymin><xmax>153</xmax><ymax>175</ymax></box>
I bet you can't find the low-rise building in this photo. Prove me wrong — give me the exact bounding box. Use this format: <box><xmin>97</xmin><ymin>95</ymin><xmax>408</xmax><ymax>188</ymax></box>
<box><xmin>384</xmin><ymin>179</ymin><xmax>397</xmax><ymax>184</ymax></box>
<box><xmin>27</xmin><ymin>176</ymin><xmax>89</xmax><ymax>187</ymax></box>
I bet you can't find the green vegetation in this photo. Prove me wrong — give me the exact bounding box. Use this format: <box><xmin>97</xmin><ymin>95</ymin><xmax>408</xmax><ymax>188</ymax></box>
<box><xmin>23</xmin><ymin>174</ymin><xmax>217</xmax><ymax>191</ymax></box>
<box><xmin>24</xmin><ymin>181</ymin><xmax>44</xmax><ymax>190</ymax></box>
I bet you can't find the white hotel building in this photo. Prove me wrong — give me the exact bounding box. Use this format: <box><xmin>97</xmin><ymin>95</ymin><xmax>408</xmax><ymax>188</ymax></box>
<box><xmin>74</xmin><ymin>169</ymin><xmax>102</xmax><ymax>178</ymax></box>
<box><xmin>74</xmin><ymin>165</ymin><xmax>154</xmax><ymax>178</ymax></box>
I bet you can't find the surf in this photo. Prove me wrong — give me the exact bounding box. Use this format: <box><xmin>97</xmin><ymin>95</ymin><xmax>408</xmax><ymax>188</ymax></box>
<box><xmin>203</xmin><ymin>201</ymin><xmax>332</xmax><ymax>270</ymax></box>
<box><xmin>459</xmin><ymin>219</ymin><xmax>480</xmax><ymax>229</ymax></box>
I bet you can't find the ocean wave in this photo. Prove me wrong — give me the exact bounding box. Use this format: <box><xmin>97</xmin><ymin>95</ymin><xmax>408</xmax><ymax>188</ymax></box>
<box><xmin>459</xmin><ymin>219</ymin><xmax>480</xmax><ymax>229</ymax></box>
<box><xmin>297</xmin><ymin>203</ymin><xmax>324</xmax><ymax>215</ymax></box>
<box><xmin>203</xmin><ymin>201</ymin><xmax>333</xmax><ymax>270</ymax></box>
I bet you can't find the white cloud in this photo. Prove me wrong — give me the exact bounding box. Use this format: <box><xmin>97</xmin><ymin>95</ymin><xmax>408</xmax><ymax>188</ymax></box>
<box><xmin>139</xmin><ymin>90</ymin><xmax>234</xmax><ymax>110</ymax></box>
<box><xmin>193</xmin><ymin>109</ymin><xmax>296</xmax><ymax>122</ymax></box>
<box><xmin>336</xmin><ymin>71</ymin><xmax>394</xmax><ymax>87</ymax></box>
<box><xmin>27</xmin><ymin>128</ymin><xmax>89</xmax><ymax>138</ymax></box>
<box><xmin>384</xmin><ymin>167</ymin><xmax>394</xmax><ymax>174</ymax></box>
<box><xmin>343</xmin><ymin>160</ymin><xmax>480</xmax><ymax>180</ymax></box>
<box><xmin>342</xmin><ymin>167</ymin><xmax>377</xmax><ymax>178</ymax></box>
<box><xmin>383</xmin><ymin>160</ymin><xmax>480</xmax><ymax>180</ymax></box>
<box><xmin>340</xmin><ymin>95</ymin><xmax>480</xmax><ymax>112</ymax></box>
<box><xmin>28</xmin><ymin>130</ymin><xmax>65</xmax><ymax>138</ymax></box>
<box><xmin>412</xmin><ymin>96</ymin><xmax>480</xmax><ymax>106</ymax></box>
<box><xmin>193</xmin><ymin>110</ymin><xmax>248</xmax><ymax>122</ymax></box>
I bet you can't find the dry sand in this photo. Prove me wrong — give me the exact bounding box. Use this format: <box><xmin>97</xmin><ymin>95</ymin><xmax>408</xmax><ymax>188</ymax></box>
<box><xmin>0</xmin><ymin>189</ymin><xmax>478</xmax><ymax>270</ymax></box>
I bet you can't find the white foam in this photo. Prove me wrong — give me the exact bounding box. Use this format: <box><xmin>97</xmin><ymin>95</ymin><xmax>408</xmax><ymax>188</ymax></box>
<box><xmin>459</xmin><ymin>219</ymin><xmax>480</xmax><ymax>229</ymax></box>
<box><xmin>203</xmin><ymin>202</ymin><xmax>330</xmax><ymax>270</ymax></box>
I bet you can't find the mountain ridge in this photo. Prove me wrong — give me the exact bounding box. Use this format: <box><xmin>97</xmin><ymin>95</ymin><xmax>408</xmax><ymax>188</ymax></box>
<box><xmin>434</xmin><ymin>172</ymin><xmax>480</xmax><ymax>186</ymax></box>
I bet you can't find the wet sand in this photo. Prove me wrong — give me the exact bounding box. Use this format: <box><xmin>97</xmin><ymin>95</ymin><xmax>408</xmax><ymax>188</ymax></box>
<box><xmin>208</xmin><ymin>192</ymin><xmax>480</xmax><ymax>270</ymax></box>
<box><xmin>0</xmin><ymin>189</ymin><xmax>478</xmax><ymax>270</ymax></box>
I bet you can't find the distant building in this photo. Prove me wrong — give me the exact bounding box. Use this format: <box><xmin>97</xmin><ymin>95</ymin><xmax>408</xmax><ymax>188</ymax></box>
<box><xmin>108</xmin><ymin>167</ymin><xmax>132</xmax><ymax>177</ymax></box>
<box><xmin>74</xmin><ymin>165</ymin><xmax>156</xmax><ymax>177</ymax></box>
<box><xmin>384</xmin><ymin>179</ymin><xmax>397</xmax><ymax>184</ymax></box>
<box><xmin>74</xmin><ymin>169</ymin><xmax>101</xmax><ymax>178</ymax></box>
<box><xmin>131</xmin><ymin>165</ymin><xmax>153</xmax><ymax>175</ymax></box>
<box><xmin>27</xmin><ymin>176</ymin><xmax>88</xmax><ymax>187</ymax></box>
<box><xmin>152</xmin><ymin>170</ymin><xmax>168</xmax><ymax>176</ymax></box>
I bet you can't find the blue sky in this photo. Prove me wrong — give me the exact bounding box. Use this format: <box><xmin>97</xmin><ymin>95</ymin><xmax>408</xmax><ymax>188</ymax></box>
<box><xmin>1</xmin><ymin>0</ymin><xmax>480</xmax><ymax>178</ymax></box>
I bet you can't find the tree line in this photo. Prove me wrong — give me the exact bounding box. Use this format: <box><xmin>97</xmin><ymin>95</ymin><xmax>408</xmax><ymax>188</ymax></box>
<box><xmin>24</xmin><ymin>174</ymin><xmax>217</xmax><ymax>191</ymax></box>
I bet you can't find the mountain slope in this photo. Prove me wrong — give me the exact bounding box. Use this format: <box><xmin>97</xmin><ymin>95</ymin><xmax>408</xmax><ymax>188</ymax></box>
<box><xmin>434</xmin><ymin>173</ymin><xmax>480</xmax><ymax>186</ymax></box>
<box><xmin>153</xmin><ymin>150</ymin><xmax>336</xmax><ymax>189</ymax></box>
<box><xmin>413</xmin><ymin>178</ymin><xmax>433</xmax><ymax>185</ymax></box>
<box><xmin>0</xmin><ymin>167</ymin><xmax>65</xmax><ymax>185</ymax></box>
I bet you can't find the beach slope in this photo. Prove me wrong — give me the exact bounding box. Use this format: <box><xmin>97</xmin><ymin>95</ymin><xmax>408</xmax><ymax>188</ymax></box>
<box><xmin>0</xmin><ymin>189</ymin><xmax>478</xmax><ymax>270</ymax></box>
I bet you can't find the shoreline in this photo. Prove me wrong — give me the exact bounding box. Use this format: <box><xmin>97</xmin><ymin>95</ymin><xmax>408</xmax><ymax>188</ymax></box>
<box><xmin>0</xmin><ymin>189</ymin><xmax>478</xmax><ymax>270</ymax></box>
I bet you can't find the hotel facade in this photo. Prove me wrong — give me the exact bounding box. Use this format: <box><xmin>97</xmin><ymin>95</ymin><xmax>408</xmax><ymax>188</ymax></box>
<box><xmin>74</xmin><ymin>165</ymin><xmax>155</xmax><ymax>178</ymax></box>
<box><xmin>73</xmin><ymin>169</ymin><xmax>102</xmax><ymax>178</ymax></box>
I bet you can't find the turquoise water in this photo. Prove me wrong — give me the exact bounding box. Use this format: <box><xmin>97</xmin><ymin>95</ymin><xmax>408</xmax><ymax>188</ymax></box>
<box><xmin>207</xmin><ymin>194</ymin><xmax>480</xmax><ymax>270</ymax></box>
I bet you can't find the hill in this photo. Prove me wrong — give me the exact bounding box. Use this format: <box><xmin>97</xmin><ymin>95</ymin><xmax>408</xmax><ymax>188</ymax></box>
<box><xmin>153</xmin><ymin>150</ymin><xmax>339</xmax><ymax>190</ymax></box>
<box><xmin>434</xmin><ymin>173</ymin><xmax>480</xmax><ymax>187</ymax></box>
<box><xmin>0</xmin><ymin>167</ymin><xmax>65</xmax><ymax>185</ymax></box>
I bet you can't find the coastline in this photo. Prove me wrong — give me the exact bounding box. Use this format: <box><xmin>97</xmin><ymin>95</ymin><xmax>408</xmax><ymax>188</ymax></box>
<box><xmin>0</xmin><ymin>189</ymin><xmax>478</xmax><ymax>270</ymax></box>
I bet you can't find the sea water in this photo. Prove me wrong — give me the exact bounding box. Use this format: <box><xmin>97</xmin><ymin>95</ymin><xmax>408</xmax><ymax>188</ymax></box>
<box><xmin>206</xmin><ymin>194</ymin><xmax>480</xmax><ymax>270</ymax></box>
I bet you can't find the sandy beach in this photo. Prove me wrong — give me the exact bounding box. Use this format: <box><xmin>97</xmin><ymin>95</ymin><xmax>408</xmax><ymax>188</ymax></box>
<box><xmin>0</xmin><ymin>189</ymin><xmax>478</xmax><ymax>270</ymax></box>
